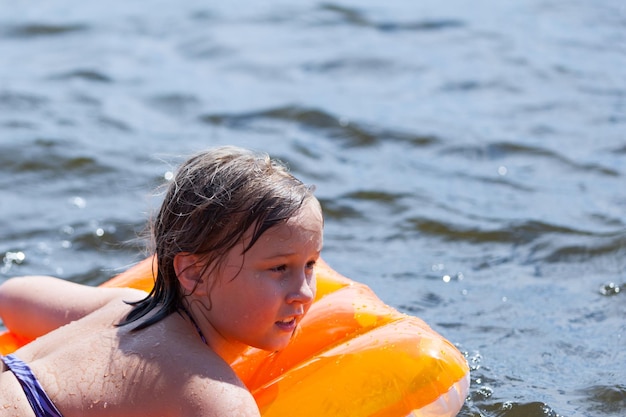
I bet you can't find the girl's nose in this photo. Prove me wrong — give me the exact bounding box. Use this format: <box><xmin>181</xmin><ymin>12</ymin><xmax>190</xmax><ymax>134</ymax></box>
<box><xmin>286</xmin><ymin>270</ymin><xmax>316</xmax><ymax>304</ymax></box>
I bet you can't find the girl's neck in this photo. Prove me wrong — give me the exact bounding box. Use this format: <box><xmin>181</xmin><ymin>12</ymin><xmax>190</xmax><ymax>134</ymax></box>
<box><xmin>183</xmin><ymin>302</ymin><xmax>249</xmax><ymax>364</ymax></box>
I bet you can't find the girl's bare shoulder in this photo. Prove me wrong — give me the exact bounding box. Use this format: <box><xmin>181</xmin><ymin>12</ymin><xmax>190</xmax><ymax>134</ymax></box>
<box><xmin>121</xmin><ymin>316</ymin><xmax>261</xmax><ymax>417</ymax></box>
<box><xmin>177</xmin><ymin>371</ymin><xmax>260</xmax><ymax>417</ymax></box>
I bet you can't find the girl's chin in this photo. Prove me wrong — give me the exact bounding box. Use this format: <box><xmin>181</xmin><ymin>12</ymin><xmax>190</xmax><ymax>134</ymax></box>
<box><xmin>252</xmin><ymin>333</ymin><xmax>295</xmax><ymax>352</ymax></box>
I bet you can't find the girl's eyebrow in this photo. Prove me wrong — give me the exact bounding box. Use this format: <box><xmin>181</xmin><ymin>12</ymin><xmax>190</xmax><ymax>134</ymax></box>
<box><xmin>263</xmin><ymin>249</ymin><xmax>321</xmax><ymax>260</ymax></box>
<box><xmin>262</xmin><ymin>252</ymin><xmax>300</xmax><ymax>260</ymax></box>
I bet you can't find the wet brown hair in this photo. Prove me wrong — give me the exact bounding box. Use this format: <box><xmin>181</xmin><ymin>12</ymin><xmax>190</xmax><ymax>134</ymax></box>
<box><xmin>119</xmin><ymin>146</ymin><xmax>317</xmax><ymax>331</ymax></box>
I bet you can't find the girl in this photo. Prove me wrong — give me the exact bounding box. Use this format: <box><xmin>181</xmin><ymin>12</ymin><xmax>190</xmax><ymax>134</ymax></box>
<box><xmin>0</xmin><ymin>146</ymin><xmax>324</xmax><ymax>417</ymax></box>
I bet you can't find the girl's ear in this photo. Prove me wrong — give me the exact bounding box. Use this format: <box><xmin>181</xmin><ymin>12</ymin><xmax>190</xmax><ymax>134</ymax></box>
<box><xmin>173</xmin><ymin>253</ymin><xmax>208</xmax><ymax>295</ymax></box>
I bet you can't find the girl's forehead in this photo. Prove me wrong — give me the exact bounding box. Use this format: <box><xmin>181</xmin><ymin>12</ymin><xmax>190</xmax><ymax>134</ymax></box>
<box><xmin>293</xmin><ymin>198</ymin><xmax>322</xmax><ymax>219</ymax></box>
<box><xmin>286</xmin><ymin>200</ymin><xmax>323</xmax><ymax>232</ymax></box>
<box><xmin>246</xmin><ymin>200</ymin><xmax>323</xmax><ymax>247</ymax></box>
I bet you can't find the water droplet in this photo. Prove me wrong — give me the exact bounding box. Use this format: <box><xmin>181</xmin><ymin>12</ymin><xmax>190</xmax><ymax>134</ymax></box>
<box><xmin>70</xmin><ymin>196</ymin><xmax>86</xmax><ymax>208</ymax></box>
<box><xmin>5</xmin><ymin>251</ymin><xmax>25</xmax><ymax>263</ymax></box>
<box><xmin>432</xmin><ymin>263</ymin><xmax>445</xmax><ymax>272</ymax></box>
<box><xmin>61</xmin><ymin>225</ymin><xmax>74</xmax><ymax>235</ymax></box>
<box><xmin>1</xmin><ymin>251</ymin><xmax>26</xmax><ymax>273</ymax></box>
<box><xmin>477</xmin><ymin>386</ymin><xmax>493</xmax><ymax>399</ymax></box>
<box><xmin>599</xmin><ymin>282</ymin><xmax>621</xmax><ymax>296</ymax></box>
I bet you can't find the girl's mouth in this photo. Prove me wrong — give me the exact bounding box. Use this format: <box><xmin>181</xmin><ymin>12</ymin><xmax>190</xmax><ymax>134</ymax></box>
<box><xmin>275</xmin><ymin>317</ymin><xmax>297</xmax><ymax>332</ymax></box>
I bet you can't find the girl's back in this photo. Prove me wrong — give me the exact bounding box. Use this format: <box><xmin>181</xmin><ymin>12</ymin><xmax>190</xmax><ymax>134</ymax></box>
<box><xmin>1</xmin><ymin>292</ymin><xmax>256</xmax><ymax>417</ymax></box>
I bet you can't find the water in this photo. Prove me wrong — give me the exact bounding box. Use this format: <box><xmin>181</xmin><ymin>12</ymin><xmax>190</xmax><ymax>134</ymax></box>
<box><xmin>1</xmin><ymin>1</ymin><xmax>625</xmax><ymax>415</ymax></box>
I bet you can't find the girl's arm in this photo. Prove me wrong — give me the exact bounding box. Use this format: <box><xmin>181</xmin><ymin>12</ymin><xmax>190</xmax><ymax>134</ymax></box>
<box><xmin>0</xmin><ymin>275</ymin><xmax>146</xmax><ymax>339</ymax></box>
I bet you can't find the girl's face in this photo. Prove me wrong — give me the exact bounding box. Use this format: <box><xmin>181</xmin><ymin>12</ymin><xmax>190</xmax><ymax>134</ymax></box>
<box><xmin>201</xmin><ymin>199</ymin><xmax>324</xmax><ymax>355</ymax></box>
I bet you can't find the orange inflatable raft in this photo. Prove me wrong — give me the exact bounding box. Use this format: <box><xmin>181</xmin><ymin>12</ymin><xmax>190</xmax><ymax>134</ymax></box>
<box><xmin>0</xmin><ymin>258</ymin><xmax>469</xmax><ymax>416</ymax></box>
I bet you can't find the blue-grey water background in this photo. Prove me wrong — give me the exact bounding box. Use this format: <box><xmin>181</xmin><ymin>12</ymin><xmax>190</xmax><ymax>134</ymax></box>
<box><xmin>1</xmin><ymin>1</ymin><xmax>625</xmax><ymax>416</ymax></box>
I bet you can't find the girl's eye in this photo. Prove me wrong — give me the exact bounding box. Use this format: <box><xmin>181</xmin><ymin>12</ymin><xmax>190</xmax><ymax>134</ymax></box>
<box><xmin>270</xmin><ymin>264</ymin><xmax>287</xmax><ymax>273</ymax></box>
<box><xmin>305</xmin><ymin>260</ymin><xmax>317</xmax><ymax>270</ymax></box>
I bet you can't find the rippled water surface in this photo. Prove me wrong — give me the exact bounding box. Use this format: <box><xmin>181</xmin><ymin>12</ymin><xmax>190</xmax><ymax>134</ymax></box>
<box><xmin>1</xmin><ymin>1</ymin><xmax>625</xmax><ymax>416</ymax></box>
